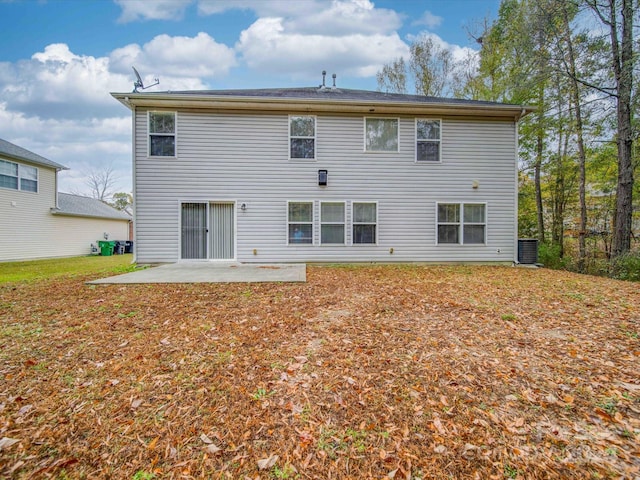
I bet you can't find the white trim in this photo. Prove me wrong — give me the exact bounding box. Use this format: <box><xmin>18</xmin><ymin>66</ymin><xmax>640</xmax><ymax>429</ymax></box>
<box><xmin>286</xmin><ymin>200</ymin><xmax>314</xmax><ymax>245</ymax></box>
<box><xmin>415</xmin><ymin>118</ymin><xmax>442</xmax><ymax>163</ymax></box>
<box><xmin>363</xmin><ymin>117</ymin><xmax>400</xmax><ymax>152</ymax></box>
<box><xmin>288</xmin><ymin>114</ymin><xmax>317</xmax><ymax>161</ymax></box>
<box><xmin>435</xmin><ymin>202</ymin><xmax>487</xmax><ymax>245</ymax></box>
<box><xmin>351</xmin><ymin>201</ymin><xmax>378</xmax><ymax>246</ymax></box>
<box><xmin>514</xmin><ymin>120</ymin><xmax>520</xmax><ymax>263</ymax></box>
<box><xmin>131</xmin><ymin>106</ymin><xmax>137</xmax><ymax>262</ymax></box>
<box><xmin>148</xmin><ymin>111</ymin><xmax>177</xmax><ymax>158</ymax></box>
<box><xmin>319</xmin><ymin>200</ymin><xmax>346</xmax><ymax>245</ymax></box>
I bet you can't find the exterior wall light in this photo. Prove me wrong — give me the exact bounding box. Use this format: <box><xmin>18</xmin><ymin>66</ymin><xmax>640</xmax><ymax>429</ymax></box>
<box><xmin>240</xmin><ymin>203</ymin><xmax>247</xmax><ymax>211</ymax></box>
<box><xmin>318</xmin><ymin>169</ymin><xmax>328</xmax><ymax>186</ymax></box>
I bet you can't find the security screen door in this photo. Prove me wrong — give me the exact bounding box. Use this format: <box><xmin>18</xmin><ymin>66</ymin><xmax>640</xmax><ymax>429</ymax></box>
<box><xmin>209</xmin><ymin>202</ymin><xmax>234</xmax><ymax>260</ymax></box>
<box><xmin>181</xmin><ymin>202</ymin><xmax>234</xmax><ymax>260</ymax></box>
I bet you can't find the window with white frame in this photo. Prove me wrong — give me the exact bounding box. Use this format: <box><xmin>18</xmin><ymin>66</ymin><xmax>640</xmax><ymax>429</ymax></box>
<box><xmin>149</xmin><ymin>112</ymin><xmax>176</xmax><ymax>157</ymax></box>
<box><xmin>365</xmin><ymin>118</ymin><xmax>398</xmax><ymax>152</ymax></box>
<box><xmin>288</xmin><ymin>202</ymin><xmax>313</xmax><ymax>244</ymax></box>
<box><xmin>0</xmin><ymin>159</ymin><xmax>38</xmax><ymax>192</ymax></box>
<box><xmin>320</xmin><ymin>202</ymin><xmax>345</xmax><ymax>244</ymax></box>
<box><xmin>352</xmin><ymin>202</ymin><xmax>377</xmax><ymax>244</ymax></box>
<box><xmin>416</xmin><ymin>119</ymin><xmax>441</xmax><ymax>162</ymax></box>
<box><xmin>437</xmin><ymin>203</ymin><xmax>486</xmax><ymax>244</ymax></box>
<box><xmin>290</xmin><ymin>115</ymin><xmax>316</xmax><ymax>159</ymax></box>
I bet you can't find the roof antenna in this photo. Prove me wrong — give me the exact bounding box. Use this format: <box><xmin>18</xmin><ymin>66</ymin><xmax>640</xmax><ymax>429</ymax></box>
<box><xmin>332</xmin><ymin>73</ymin><xmax>337</xmax><ymax>89</ymax></box>
<box><xmin>132</xmin><ymin>66</ymin><xmax>159</xmax><ymax>93</ymax></box>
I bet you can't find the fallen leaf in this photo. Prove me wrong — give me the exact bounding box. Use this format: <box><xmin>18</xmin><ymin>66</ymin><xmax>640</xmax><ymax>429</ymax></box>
<box><xmin>0</xmin><ymin>437</ymin><xmax>20</xmax><ymax>451</ymax></box>
<box><xmin>205</xmin><ymin>444</ymin><xmax>222</xmax><ymax>455</ymax></box>
<box><xmin>257</xmin><ymin>454</ymin><xmax>279</xmax><ymax>470</ymax></box>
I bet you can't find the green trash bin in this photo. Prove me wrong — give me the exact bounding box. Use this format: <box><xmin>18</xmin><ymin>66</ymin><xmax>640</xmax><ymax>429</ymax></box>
<box><xmin>98</xmin><ymin>240</ymin><xmax>115</xmax><ymax>256</ymax></box>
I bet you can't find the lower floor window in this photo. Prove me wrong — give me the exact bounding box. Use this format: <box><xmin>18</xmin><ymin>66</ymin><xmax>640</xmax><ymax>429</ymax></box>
<box><xmin>320</xmin><ymin>202</ymin><xmax>345</xmax><ymax>244</ymax></box>
<box><xmin>288</xmin><ymin>202</ymin><xmax>313</xmax><ymax>244</ymax></box>
<box><xmin>353</xmin><ymin>202</ymin><xmax>377</xmax><ymax>244</ymax></box>
<box><xmin>437</xmin><ymin>203</ymin><xmax>486</xmax><ymax>244</ymax></box>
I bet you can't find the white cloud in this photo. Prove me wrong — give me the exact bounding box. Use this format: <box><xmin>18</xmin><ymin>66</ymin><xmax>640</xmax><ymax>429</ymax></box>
<box><xmin>0</xmin><ymin>104</ymin><xmax>132</xmax><ymax>194</ymax></box>
<box><xmin>197</xmin><ymin>0</ymin><xmax>323</xmax><ymax>17</ymax></box>
<box><xmin>412</xmin><ymin>10</ymin><xmax>443</xmax><ymax>29</ymax></box>
<box><xmin>115</xmin><ymin>0</ymin><xmax>193</xmax><ymax>23</ymax></box>
<box><xmin>199</xmin><ymin>0</ymin><xmax>401</xmax><ymax>35</ymax></box>
<box><xmin>0</xmin><ymin>44</ymin><xmax>131</xmax><ymax>119</ymax></box>
<box><xmin>110</xmin><ymin>32</ymin><xmax>236</xmax><ymax>79</ymax></box>
<box><xmin>237</xmin><ymin>16</ymin><xmax>409</xmax><ymax>80</ymax></box>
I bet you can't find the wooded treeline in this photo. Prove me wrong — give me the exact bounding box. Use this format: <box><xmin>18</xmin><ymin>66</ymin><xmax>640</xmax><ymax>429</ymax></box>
<box><xmin>377</xmin><ymin>0</ymin><xmax>638</xmax><ymax>278</ymax></box>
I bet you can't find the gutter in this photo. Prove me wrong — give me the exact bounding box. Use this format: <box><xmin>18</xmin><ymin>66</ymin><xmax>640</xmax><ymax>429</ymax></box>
<box><xmin>112</xmin><ymin>93</ymin><xmax>536</xmax><ymax>120</ymax></box>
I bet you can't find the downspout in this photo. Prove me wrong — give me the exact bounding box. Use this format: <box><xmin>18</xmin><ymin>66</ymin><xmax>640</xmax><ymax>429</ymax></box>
<box><xmin>130</xmin><ymin>103</ymin><xmax>137</xmax><ymax>264</ymax></box>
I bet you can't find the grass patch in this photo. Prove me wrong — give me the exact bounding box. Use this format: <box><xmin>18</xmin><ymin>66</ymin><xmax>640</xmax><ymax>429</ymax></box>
<box><xmin>0</xmin><ymin>255</ymin><xmax>137</xmax><ymax>284</ymax></box>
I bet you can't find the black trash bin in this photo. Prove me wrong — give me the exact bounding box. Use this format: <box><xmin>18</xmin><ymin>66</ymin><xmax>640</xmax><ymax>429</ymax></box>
<box><xmin>113</xmin><ymin>241</ymin><xmax>126</xmax><ymax>255</ymax></box>
<box><xmin>124</xmin><ymin>241</ymin><xmax>134</xmax><ymax>254</ymax></box>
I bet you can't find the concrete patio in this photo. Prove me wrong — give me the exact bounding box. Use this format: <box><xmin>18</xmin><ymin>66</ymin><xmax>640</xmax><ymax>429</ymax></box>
<box><xmin>88</xmin><ymin>262</ymin><xmax>306</xmax><ymax>284</ymax></box>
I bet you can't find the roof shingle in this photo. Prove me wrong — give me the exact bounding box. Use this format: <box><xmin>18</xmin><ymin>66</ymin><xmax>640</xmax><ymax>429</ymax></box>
<box><xmin>0</xmin><ymin>138</ymin><xmax>67</xmax><ymax>170</ymax></box>
<box><xmin>54</xmin><ymin>193</ymin><xmax>131</xmax><ymax>221</ymax></box>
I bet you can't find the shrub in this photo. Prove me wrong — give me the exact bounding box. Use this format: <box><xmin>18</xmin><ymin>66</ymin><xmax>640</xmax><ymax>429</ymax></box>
<box><xmin>610</xmin><ymin>252</ymin><xmax>640</xmax><ymax>282</ymax></box>
<box><xmin>538</xmin><ymin>243</ymin><xmax>570</xmax><ymax>270</ymax></box>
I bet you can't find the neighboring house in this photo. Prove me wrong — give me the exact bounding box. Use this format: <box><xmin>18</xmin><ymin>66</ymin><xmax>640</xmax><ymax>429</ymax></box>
<box><xmin>0</xmin><ymin>139</ymin><xmax>131</xmax><ymax>262</ymax></box>
<box><xmin>112</xmin><ymin>85</ymin><xmax>532</xmax><ymax>264</ymax></box>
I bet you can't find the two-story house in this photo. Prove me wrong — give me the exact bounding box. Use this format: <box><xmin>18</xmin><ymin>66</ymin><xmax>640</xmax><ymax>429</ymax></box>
<box><xmin>0</xmin><ymin>138</ymin><xmax>132</xmax><ymax>261</ymax></box>
<box><xmin>112</xmin><ymin>86</ymin><xmax>531</xmax><ymax>264</ymax></box>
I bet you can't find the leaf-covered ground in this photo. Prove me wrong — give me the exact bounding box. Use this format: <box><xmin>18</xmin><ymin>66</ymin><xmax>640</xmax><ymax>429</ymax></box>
<box><xmin>1</xmin><ymin>265</ymin><xmax>639</xmax><ymax>479</ymax></box>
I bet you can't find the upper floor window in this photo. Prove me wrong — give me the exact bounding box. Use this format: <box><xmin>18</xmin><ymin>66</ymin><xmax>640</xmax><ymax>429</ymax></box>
<box><xmin>149</xmin><ymin>112</ymin><xmax>176</xmax><ymax>157</ymax></box>
<box><xmin>0</xmin><ymin>159</ymin><xmax>38</xmax><ymax>192</ymax></box>
<box><xmin>290</xmin><ymin>115</ymin><xmax>315</xmax><ymax>159</ymax></box>
<box><xmin>365</xmin><ymin>118</ymin><xmax>398</xmax><ymax>152</ymax></box>
<box><xmin>416</xmin><ymin>119</ymin><xmax>441</xmax><ymax>162</ymax></box>
<box><xmin>437</xmin><ymin>203</ymin><xmax>486</xmax><ymax>244</ymax></box>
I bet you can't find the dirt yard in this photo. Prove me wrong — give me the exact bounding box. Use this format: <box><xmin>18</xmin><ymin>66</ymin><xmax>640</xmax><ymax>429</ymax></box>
<box><xmin>1</xmin><ymin>264</ymin><xmax>639</xmax><ymax>479</ymax></box>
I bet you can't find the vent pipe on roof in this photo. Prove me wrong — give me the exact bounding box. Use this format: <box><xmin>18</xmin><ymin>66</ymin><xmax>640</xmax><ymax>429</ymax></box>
<box><xmin>332</xmin><ymin>73</ymin><xmax>337</xmax><ymax>89</ymax></box>
<box><xmin>321</xmin><ymin>70</ymin><xmax>326</xmax><ymax>88</ymax></box>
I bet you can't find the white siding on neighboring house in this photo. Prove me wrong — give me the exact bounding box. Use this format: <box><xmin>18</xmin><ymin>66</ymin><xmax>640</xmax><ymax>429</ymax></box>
<box><xmin>53</xmin><ymin>216</ymin><xmax>130</xmax><ymax>257</ymax></box>
<box><xmin>0</xmin><ymin>163</ymin><xmax>58</xmax><ymax>261</ymax></box>
<box><xmin>133</xmin><ymin>109</ymin><xmax>517</xmax><ymax>264</ymax></box>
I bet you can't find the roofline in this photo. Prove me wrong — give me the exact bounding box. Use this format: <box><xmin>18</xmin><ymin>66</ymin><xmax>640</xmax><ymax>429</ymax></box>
<box><xmin>0</xmin><ymin>151</ymin><xmax>69</xmax><ymax>171</ymax></box>
<box><xmin>111</xmin><ymin>92</ymin><xmax>535</xmax><ymax>120</ymax></box>
<box><xmin>50</xmin><ymin>208</ymin><xmax>132</xmax><ymax>221</ymax></box>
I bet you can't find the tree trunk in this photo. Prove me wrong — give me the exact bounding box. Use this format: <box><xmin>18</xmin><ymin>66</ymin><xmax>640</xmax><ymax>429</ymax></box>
<box><xmin>562</xmin><ymin>4</ymin><xmax>588</xmax><ymax>272</ymax></box>
<box><xmin>609</xmin><ymin>0</ymin><xmax>634</xmax><ymax>257</ymax></box>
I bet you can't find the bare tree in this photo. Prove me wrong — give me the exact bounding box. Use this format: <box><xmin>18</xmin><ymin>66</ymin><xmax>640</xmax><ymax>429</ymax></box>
<box><xmin>376</xmin><ymin>36</ymin><xmax>457</xmax><ymax>97</ymax></box>
<box><xmin>85</xmin><ymin>162</ymin><xmax>118</xmax><ymax>201</ymax></box>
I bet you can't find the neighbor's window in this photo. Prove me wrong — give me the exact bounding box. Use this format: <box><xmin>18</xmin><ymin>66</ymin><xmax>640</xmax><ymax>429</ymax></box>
<box><xmin>365</xmin><ymin>118</ymin><xmax>398</xmax><ymax>152</ymax></box>
<box><xmin>288</xmin><ymin>201</ymin><xmax>313</xmax><ymax>244</ymax></box>
<box><xmin>149</xmin><ymin>112</ymin><xmax>176</xmax><ymax>157</ymax></box>
<box><xmin>416</xmin><ymin>119</ymin><xmax>441</xmax><ymax>162</ymax></box>
<box><xmin>290</xmin><ymin>115</ymin><xmax>316</xmax><ymax>159</ymax></box>
<box><xmin>0</xmin><ymin>159</ymin><xmax>38</xmax><ymax>192</ymax></box>
<box><xmin>353</xmin><ymin>202</ymin><xmax>377</xmax><ymax>244</ymax></box>
<box><xmin>437</xmin><ymin>203</ymin><xmax>486</xmax><ymax>244</ymax></box>
<box><xmin>320</xmin><ymin>202</ymin><xmax>345</xmax><ymax>244</ymax></box>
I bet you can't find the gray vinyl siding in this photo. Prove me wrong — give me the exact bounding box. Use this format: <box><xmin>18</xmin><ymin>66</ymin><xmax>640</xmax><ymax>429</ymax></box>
<box><xmin>133</xmin><ymin>109</ymin><xmax>517</xmax><ymax>264</ymax></box>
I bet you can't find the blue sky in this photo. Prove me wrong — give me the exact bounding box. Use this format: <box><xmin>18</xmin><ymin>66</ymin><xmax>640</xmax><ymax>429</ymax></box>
<box><xmin>0</xmin><ymin>0</ymin><xmax>500</xmax><ymax>195</ymax></box>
